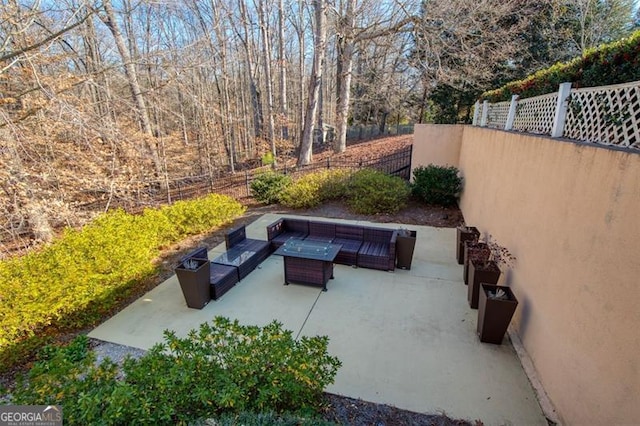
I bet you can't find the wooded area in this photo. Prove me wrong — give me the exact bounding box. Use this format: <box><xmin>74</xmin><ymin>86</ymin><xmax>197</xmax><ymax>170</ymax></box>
<box><xmin>1</xmin><ymin>0</ymin><xmax>638</xmax><ymax>255</ymax></box>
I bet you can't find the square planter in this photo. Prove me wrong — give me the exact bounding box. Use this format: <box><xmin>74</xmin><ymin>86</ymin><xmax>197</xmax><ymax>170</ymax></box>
<box><xmin>463</xmin><ymin>241</ymin><xmax>490</xmax><ymax>285</ymax></box>
<box><xmin>175</xmin><ymin>258</ymin><xmax>211</xmax><ymax>309</ymax></box>
<box><xmin>467</xmin><ymin>259</ymin><xmax>500</xmax><ymax>309</ymax></box>
<box><xmin>456</xmin><ymin>226</ymin><xmax>480</xmax><ymax>264</ymax></box>
<box><xmin>396</xmin><ymin>230</ymin><xmax>417</xmax><ymax>270</ymax></box>
<box><xmin>478</xmin><ymin>284</ymin><xmax>518</xmax><ymax>344</ymax></box>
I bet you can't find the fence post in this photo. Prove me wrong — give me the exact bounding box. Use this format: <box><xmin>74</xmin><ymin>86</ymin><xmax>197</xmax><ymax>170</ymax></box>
<box><xmin>480</xmin><ymin>100</ymin><xmax>489</xmax><ymax>127</ymax></box>
<box><xmin>472</xmin><ymin>101</ymin><xmax>481</xmax><ymax>125</ymax></box>
<box><xmin>505</xmin><ymin>94</ymin><xmax>519</xmax><ymax>130</ymax></box>
<box><xmin>327</xmin><ymin>158</ymin><xmax>330</xmax><ymax>169</ymax></box>
<box><xmin>245</xmin><ymin>171</ymin><xmax>250</xmax><ymax>197</ymax></box>
<box><xmin>551</xmin><ymin>82</ymin><xmax>572</xmax><ymax>138</ymax></box>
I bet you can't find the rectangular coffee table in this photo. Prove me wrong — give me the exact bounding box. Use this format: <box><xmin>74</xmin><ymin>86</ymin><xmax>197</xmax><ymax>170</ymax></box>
<box><xmin>273</xmin><ymin>238</ymin><xmax>342</xmax><ymax>291</ymax></box>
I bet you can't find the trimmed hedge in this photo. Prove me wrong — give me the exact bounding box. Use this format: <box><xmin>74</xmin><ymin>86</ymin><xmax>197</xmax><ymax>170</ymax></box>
<box><xmin>482</xmin><ymin>30</ymin><xmax>640</xmax><ymax>102</ymax></box>
<box><xmin>279</xmin><ymin>170</ymin><xmax>351</xmax><ymax>209</ymax></box>
<box><xmin>250</xmin><ymin>171</ymin><xmax>292</xmax><ymax>204</ymax></box>
<box><xmin>11</xmin><ymin>318</ymin><xmax>341</xmax><ymax>425</ymax></box>
<box><xmin>0</xmin><ymin>194</ymin><xmax>245</xmax><ymax>372</ymax></box>
<box><xmin>346</xmin><ymin>169</ymin><xmax>410</xmax><ymax>214</ymax></box>
<box><xmin>412</xmin><ymin>165</ymin><xmax>463</xmax><ymax>207</ymax></box>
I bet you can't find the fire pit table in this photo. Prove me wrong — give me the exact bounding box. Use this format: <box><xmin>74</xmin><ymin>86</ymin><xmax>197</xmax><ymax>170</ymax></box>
<box><xmin>273</xmin><ymin>238</ymin><xmax>342</xmax><ymax>291</ymax></box>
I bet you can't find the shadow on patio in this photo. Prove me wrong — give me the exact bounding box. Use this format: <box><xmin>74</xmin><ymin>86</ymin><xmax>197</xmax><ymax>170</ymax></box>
<box><xmin>89</xmin><ymin>213</ymin><xmax>547</xmax><ymax>425</ymax></box>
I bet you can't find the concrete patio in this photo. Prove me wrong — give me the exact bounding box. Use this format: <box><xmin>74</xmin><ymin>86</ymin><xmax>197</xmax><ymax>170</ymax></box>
<box><xmin>89</xmin><ymin>213</ymin><xmax>547</xmax><ymax>425</ymax></box>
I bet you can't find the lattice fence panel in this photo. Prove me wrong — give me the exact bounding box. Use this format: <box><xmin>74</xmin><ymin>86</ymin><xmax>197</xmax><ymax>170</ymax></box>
<box><xmin>486</xmin><ymin>101</ymin><xmax>510</xmax><ymax>129</ymax></box>
<box><xmin>564</xmin><ymin>81</ymin><xmax>640</xmax><ymax>149</ymax></box>
<box><xmin>512</xmin><ymin>93</ymin><xmax>557</xmax><ymax>135</ymax></box>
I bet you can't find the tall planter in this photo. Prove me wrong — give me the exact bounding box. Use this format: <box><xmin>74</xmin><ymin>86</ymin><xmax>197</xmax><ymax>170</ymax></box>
<box><xmin>467</xmin><ymin>259</ymin><xmax>500</xmax><ymax>309</ymax></box>
<box><xmin>456</xmin><ymin>226</ymin><xmax>479</xmax><ymax>265</ymax></box>
<box><xmin>175</xmin><ymin>258</ymin><xmax>211</xmax><ymax>309</ymax></box>
<box><xmin>478</xmin><ymin>284</ymin><xmax>518</xmax><ymax>344</ymax></box>
<box><xmin>396</xmin><ymin>230</ymin><xmax>417</xmax><ymax>270</ymax></box>
<box><xmin>463</xmin><ymin>241</ymin><xmax>490</xmax><ymax>285</ymax></box>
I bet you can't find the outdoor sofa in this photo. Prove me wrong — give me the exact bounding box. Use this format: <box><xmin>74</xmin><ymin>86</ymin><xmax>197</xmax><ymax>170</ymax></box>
<box><xmin>267</xmin><ymin>218</ymin><xmax>397</xmax><ymax>271</ymax></box>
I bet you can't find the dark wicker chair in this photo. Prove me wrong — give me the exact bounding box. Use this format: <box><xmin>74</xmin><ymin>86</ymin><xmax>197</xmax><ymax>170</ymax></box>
<box><xmin>357</xmin><ymin>227</ymin><xmax>397</xmax><ymax>271</ymax></box>
<box><xmin>216</xmin><ymin>225</ymin><xmax>271</xmax><ymax>280</ymax></box>
<box><xmin>333</xmin><ymin>224</ymin><xmax>364</xmax><ymax>266</ymax></box>
<box><xmin>267</xmin><ymin>218</ymin><xmax>309</xmax><ymax>249</ymax></box>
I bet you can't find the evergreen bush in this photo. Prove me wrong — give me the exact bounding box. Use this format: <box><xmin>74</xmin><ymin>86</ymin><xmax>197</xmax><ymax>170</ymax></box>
<box><xmin>0</xmin><ymin>194</ymin><xmax>245</xmax><ymax>372</ymax></box>
<box><xmin>280</xmin><ymin>170</ymin><xmax>351</xmax><ymax>209</ymax></box>
<box><xmin>482</xmin><ymin>30</ymin><xmax>640</xmax><ymax>102</ymax></box>
<box><xmin>346</xmin><ymin>169</ymin><xmax>410</xmax><ymax>214</ymax></box>
<box><xmin>11</xmin><ymin>317</ymin><xmax>341</xmax><ymax>425</ymax></box>
<box><xmin>411</xmin><ymin>165</ymin><xmax>463</xmax><ymax>207</ymax></box>
<box><xmin>250</xmin><ymin>171</ymin><xmax>292</xmax><ymax>204</ymax></box>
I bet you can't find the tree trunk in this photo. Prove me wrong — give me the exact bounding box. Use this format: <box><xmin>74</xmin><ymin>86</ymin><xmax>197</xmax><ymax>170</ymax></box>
<box><xmin>298</xmin><ymin>0</ymin><xmax>326</xmax><ymax>166</ymax></box>
<box><xmin>100</xmin><ymin>0</ymin><xmax>164</xmax><ymax>180</ymax></box>
<box><xmin>334</xmin><ymin>0</ymin><xmax>356</xmax><ymax>153</ymax></box>
<box><xmin>278</xmin><ymin>0</ymin><xmax>289</xmax><ymax>140</ymax></box>
<box><xmin>258</xmin><ymin>0</ymin><xmax>277</xmax><ymax>166</ymax></box>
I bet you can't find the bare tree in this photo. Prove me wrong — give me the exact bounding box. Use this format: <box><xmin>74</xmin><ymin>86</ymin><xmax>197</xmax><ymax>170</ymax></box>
<box><xmin>257</xmin><ymin>0</ymin><xmax>277</xmax><ymax>165</ymax></box>
<box><xmin>298</xmin><ymin>0</ymin><xmax>327</xmax><ymax>166</ymax></box>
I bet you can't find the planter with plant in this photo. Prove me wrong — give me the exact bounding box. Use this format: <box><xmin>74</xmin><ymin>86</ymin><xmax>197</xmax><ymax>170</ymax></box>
<box><xmin>175</xmin><ymin>258</ymin><xmax>211</xmax><ymax>309</ymax></box>
<box><xmin>463</xmin><ymin>240</ymin><xmax>490</xmax><ymax>285</ymax></box>
<box><xmin>467</xmin><ymin>238</ymin><xmax>515</xmax><ymax>309</ymax></box>
<box><xmin>396</xmin><ymin>228</ymin><xmax>417</xmax><ymax>270</ymax></box>
<box><xmin>456</xmin><ymin>226</ymin><xmax>480</xmax><ymax>264</ymax></box>
<box><xmin>477</xmin><ymin>284</ymin><xmax>519</xmax><ymax>344</ymax></box>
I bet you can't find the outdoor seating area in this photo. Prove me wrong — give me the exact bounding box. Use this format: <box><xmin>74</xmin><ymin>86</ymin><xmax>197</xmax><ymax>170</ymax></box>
<box><xmin>267</xmin><ymin>217</ymin><xmax>398</xmax><ymax>271</ymax></box>
<box><xmin>89</xmin><ymin>213</ymin><xmax>547</xmax><ymax>425</ymax></box>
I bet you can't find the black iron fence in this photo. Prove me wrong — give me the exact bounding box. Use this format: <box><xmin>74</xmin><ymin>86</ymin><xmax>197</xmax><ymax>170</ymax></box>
<box><xmin>164</xmin><ymin>144</ymin><xmax>413</xmax><ymax>204</ymax></box>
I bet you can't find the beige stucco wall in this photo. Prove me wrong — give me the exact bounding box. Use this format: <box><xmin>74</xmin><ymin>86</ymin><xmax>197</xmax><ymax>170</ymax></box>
<box><xmin>413</xmin><ymin>124</ymin><xmax>640</xmax><ymax>425</ymax></box>
<box><xmin>410</xmin><ymin>124</ymin><xmax>462</xmax><ymax>180</ymax></box>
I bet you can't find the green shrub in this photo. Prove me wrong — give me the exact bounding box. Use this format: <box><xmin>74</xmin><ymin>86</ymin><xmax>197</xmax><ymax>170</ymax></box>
<box><xmin>11</xmin><ymin>317</ymin><xmax>342</xmax><ymax>425</ymax></box>
<box><xmin>346</xmin><ymin>169</ymin><xmax>410</xmax><ymax>214</ymax></box>
<box><xmin>280</xmin><ymin>170</ymin><xmax>352</xmax><ymax>209</ymax></box>
<box><xmin>0</xmin><ymin>194</ymin><xmax>245</xmax><ymax>372</ymax></box>
<box><xmin>482</xmin><ymin>30</ymin><xmax>640</xmax><ymax>102</ymax></box>
<box><xmin>251</xmin><ymin>171</ymin><xmax>292</xmax><ymax>204</ymax></box>
<box><xmin>411</xmin><ymin>164</ymin><xmax>463</xmax><ymax>206</ymax></box>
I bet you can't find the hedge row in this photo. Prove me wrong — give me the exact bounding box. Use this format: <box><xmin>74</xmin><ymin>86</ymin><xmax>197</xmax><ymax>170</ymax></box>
<box><xmin>0</xmin><ymin>194</ymin><xmax>245</xmax><ymax>372</ymax></box>
<box><xmin>482</xmin><ymin>30</ymin><xmax>640</xmax><ymax>102</ymax></box>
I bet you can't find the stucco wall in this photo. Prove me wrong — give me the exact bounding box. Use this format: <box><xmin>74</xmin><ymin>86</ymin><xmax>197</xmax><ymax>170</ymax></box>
<box><xmin>410</xmin><ymin>124</ymin><xmax>462</xmax><ymax>180</ymax></box>
<box><xmin>413</xmin><ymin>125</ymin><xmax>640</xmax><ymax>425</ymax></box>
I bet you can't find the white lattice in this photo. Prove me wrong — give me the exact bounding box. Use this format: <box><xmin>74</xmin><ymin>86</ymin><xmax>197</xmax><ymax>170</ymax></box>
<box><xmin>564</xmin><ymin>81</ymin><xmax>640</xmax><ymax>149</ymax></box>
<box><xmin>486</xmin><ymin>101</ymin><xmax>510</xmax><ymax>129</ymax></box>
<box><xmin>511</xmin><ymin>93</ymin><xmax>558</xmax><ymax>135</ymax></box>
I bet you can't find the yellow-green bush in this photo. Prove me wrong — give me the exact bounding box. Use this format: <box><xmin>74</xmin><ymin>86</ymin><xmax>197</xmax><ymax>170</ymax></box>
<box><xmin>280</xmin><ymin>169</ymin><xmax>352</xmax><ymax>209</ymax></box>
<box><xmin>0</xmin><ymin>194</ymin><xmax>245</xmax><ymax>372</ymax></box>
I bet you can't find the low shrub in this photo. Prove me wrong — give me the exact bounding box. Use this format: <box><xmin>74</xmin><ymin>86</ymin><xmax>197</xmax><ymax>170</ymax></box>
<box><xmin>280</xmin><ymin>170</ymin><xmax>352</xmax><ymax>209</ymax></box>
<box><xmin>346</xmin><ymin>169</ymin><xmax>410</xmax><ymax>214</ymax></box>
<box><xmin>0</xmin><ymin>194</ymin><xmax>245</xmax><ymax>373</ymax></box>
<box><xmin>412</xmin><ymin>164</ymin><xmax>463</xmax><ymax>206</ymax></box>
<box><xmin>11</xmin><ymin>317</ymin><xmax>342</xmax><ymax>425</ymax></box>
<box><xmin>251</xmin><ymin>171</ymin><xmax>292</xmax><ymax>204</ymax></box>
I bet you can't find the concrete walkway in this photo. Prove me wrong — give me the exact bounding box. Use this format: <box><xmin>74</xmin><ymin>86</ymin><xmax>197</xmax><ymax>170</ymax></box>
<box><xmin>89</xmin><ymin>214</ymin><xmax>547</xmax><ymax>425</ymax></box>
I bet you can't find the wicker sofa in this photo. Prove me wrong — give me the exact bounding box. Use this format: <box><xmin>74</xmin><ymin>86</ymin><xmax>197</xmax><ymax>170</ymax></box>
<box><xmin>217</xmin><ymin>225</ymin><xmax>271</xmax><ymax>279</ymax></box>
<box><xmin>267</xmin><ymin>218</ymin><xmax>397</xmax><ymax>271</ymax></box>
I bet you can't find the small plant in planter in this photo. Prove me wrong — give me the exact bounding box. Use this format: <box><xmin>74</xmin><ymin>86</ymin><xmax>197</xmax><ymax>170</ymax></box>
<box><xmin>467</xmin><ymin>237</ymin><xmax>515</xmax><ymax>309</ymax></box>
<box><xmin>175</xmin><ymin>257</ymin><xmax>211</xmax><ymax>309</ymax></box>
<box><xmin>456</xmin><ymin>226</ymin><xmax>480</xmax><ymax>265</ymax></box>
<box><xmin>396</xmin><ymin>228</ymin><xmax>417</xmax><ymax>270</ymax></box>
<box><xmin>463</xmin><ymin>240</ymin><xmax>490</xmax><ymax>285</ymax></box>
<box><xmin>478</xmin><ymin>284</ymin><xmax>519</xmax><ymax>344</ymax></box>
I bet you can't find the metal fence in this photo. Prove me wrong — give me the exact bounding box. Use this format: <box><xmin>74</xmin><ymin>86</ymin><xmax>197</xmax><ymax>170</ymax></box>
<box><xmin>80</xmin><ymin>145</ymin><xmax>414</xmax><ymax>212</ymax></box>
<box><xmin>347</xmin><ymin>124</ymin><xmax>414</xmax><ymax>140</ymax></box>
